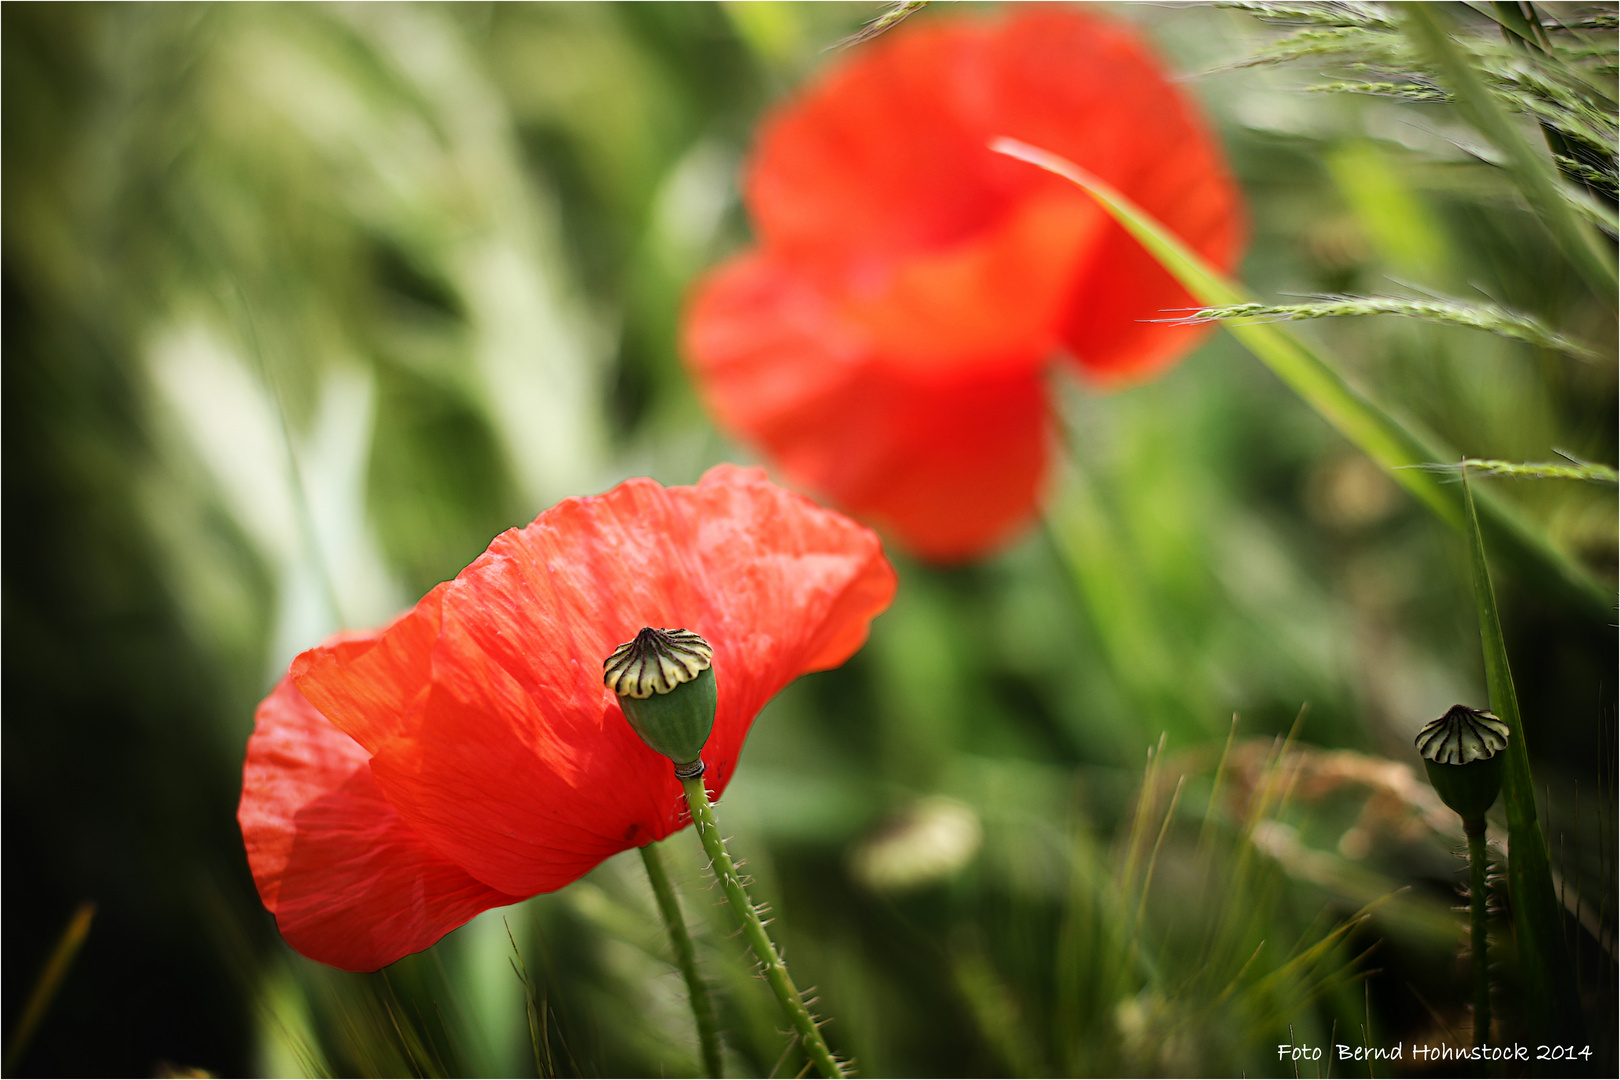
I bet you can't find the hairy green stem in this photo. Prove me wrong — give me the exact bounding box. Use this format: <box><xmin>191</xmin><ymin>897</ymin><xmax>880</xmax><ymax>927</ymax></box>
<box><xmin>1464</xmin><ymin>818</ymin><xmax>1492</xmax><ymax>1049</ymax></box>
<box><xmin>681</xmin><ymin>776</ymin><xmax>845</xmax><ymax>1079</ymax></box>
<box><xmin>640</xmin><ymin>842</ymin><xmax>724</xmax><ymax>1077</ymax></box>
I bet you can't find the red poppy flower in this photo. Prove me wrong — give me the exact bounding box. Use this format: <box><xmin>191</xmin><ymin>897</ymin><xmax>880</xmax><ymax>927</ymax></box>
<box><xmin>683</xmin><ymin>7</ymin><xmax>1244</xmax><ymax>561</ymax></box>
<box><xmin>239</xmin><ymin>465</ymin><xmax>896</xmax><ymax>971</ymax></box>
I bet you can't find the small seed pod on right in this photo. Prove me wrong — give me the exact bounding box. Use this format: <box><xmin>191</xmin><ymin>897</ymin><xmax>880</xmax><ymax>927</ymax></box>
<box><xmin>1415</xmin><ymin>704</ymin><xmax>1509</xmax><ymax>822</ymax></box>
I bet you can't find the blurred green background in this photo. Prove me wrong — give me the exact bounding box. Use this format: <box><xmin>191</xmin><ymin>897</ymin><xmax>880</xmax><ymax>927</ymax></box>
<box><xmin>3</xmin><ymin>2</ymin><xmax>1615</xmax><ymax>1076</ymax></box>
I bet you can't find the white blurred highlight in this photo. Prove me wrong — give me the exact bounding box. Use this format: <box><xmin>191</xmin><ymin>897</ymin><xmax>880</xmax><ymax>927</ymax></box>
<box><xmin>145</xmin><ymin>322</ymin><xmax>401</xmax><ymax>677</ymax></box>
<box><xmin>850</xmin><ymin>796</ymin><xmax>983</xmax><ymax>893</ymax></box>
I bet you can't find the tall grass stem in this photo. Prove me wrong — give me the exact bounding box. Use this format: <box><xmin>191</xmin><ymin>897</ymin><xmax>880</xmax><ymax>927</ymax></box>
<box><xmin>639</xmin><ymin>842</ymin><xmax>725</xmax><ymax>1077</ymax></box>
<box><xmin>4</xmin><ymin>902</ymin><xmax>95</xmax><ymax>1074</ymax></box>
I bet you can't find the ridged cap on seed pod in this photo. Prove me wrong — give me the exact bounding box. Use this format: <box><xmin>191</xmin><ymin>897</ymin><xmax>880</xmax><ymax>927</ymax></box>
<box><xmin>605</xmin><ymin>628</ymin><xmax>718</xmax><ymax>768</ymax></box>
<box><xmin>1415</xmin><ymin>704</ymin><xmax>1510</xmax><ymax>820</ymax></box>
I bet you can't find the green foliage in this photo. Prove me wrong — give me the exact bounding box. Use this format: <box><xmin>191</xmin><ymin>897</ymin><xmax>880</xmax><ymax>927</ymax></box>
<box><xmin>4</xmin><ymin>2</ymin><xmax>1613</xmax><ymax>1076</ymax></box>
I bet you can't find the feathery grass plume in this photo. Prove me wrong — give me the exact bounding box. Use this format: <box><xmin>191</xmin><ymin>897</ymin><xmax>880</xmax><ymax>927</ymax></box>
<box><xmin>1213</xmin><ymin>2</ymin><xmax>1397</xmax><ymax>31</ymax></box>
<box><xmin>1290</xmin><ymin>50</ymin><xmax>1619</xmax><ymax>162</ymax></box>
<box><xmin>1407</xmin><ymin>457</ymin><xmax>1620</xmax><ymax>484</ymax></box>
<box><xmin>838</xmin><ymin>0</ymin><xmax>929</xmax><ymax>49</ymax></box>
<box><xmin>1565</xmin><ymin>12</ymin><xmax>1619</xmax><ymax>31</ymax></box>
<box><xmin>1225</xmin><ymin>2</ymin><xmax>1620</xmax><ymax>207</ymax></box>
<box><xmin>1491</xmin><ymin>1</ymin><xmax>1618</xmax><ymax>201</ymax></box>
<box><xmin>1563</xmin><ymin>185</ymin><xmax>1620</xmax><ymax>233</ymax></box>
<box><xmin>1224</xmin><ymin>24</ymin><xmax>1414</xmax><ymax>71</ymax></box>
<box><xmin>1498</xmin><ymin>63</ymin><xmax>1618</xmax><ymax>157</ymax></box>
<box><xmin>1305</xmin><ymin>79</ymin><xmax>1449</xmax><ymax>100</ymax></box>
<box><xmin>1405</xmin><ymin>4</ymin><xmax>1618</xmax><ymax>299</ymax></box>
<box><xmin>1185</xmin><ymin>296</ymin><xmax>1602</xmax><ymax>359</ymax></box>
<box><xmin>1557</xmin><ymin>153</ymin><xmax>1620</xmax><ymax>187</ymax></box>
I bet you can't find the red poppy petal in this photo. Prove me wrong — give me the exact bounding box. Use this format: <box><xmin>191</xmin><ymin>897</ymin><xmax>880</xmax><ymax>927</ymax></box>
<box><xmin>1058</xmin><ymin>212</ymin><xmax>1237</xmax><ymax>384</ymax></box>
<box><xmin>743</xmin><ymin>7</ymin><xmax>1244</xmax><ymax>382</ymax></box>
<box><xmin>292</xmin><ymin>466</ymin><xmax>895</xmax><ymax>897</ymax></box>
<box><xmin>239</xmin><ymin>672</ymin><xmax>524</xmax><ymax>972</ymax></box>
<box><xmin>987</xmin><ymin>26</ymin><xmax>1244</xmax><ymax>377</ymax></box>
<box><xmin>684</xmin><ymin>252</ymin><xmax>1051</xmax><ymax>561</ymax></box>
<box><xmin>285</xmin><ymin>584</ymin><xmax>455</xmax><ymax>756</ymax></box>
<box><xmin>834</xmin><ymin>193</ymin><xmax>1106</xmax><ymax>372</ymax></box>
<box><xmin>749</xmin><ymin>20</ymin><xmax>1005</xmax><ymax>260</ymax></box>
<box><xmin>979</xmin><ymin>10</ymin><xmax>1245</xmax><ymax>378</ymax></box>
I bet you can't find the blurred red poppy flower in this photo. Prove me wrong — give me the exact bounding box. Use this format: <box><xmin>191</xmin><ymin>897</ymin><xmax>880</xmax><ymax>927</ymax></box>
<box><xmin>683</xmin><ymin>8</ymin><xmax>1244</xmax><ymax>560</ymax></box>
<box><xmin>239</xmin><ymin>465</ymin><xmax>896</xmax><ymax>971</ymax></box>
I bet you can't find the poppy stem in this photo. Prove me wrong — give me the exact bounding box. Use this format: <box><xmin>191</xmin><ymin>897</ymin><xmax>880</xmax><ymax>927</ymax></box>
<box><xmin>639</xmin><ymin>842</ymin><xmax>725</xmax><ymax>1077</ymax></box>
<box><xmin>680</xmin><ymin>776</ymin><xmax>846</xmax><ymax>1079</ymax></box>
<box><xmin>1464</xmin><ymin>816</ymin><xmax>1492</xmax><ymax>1048</ymax></box>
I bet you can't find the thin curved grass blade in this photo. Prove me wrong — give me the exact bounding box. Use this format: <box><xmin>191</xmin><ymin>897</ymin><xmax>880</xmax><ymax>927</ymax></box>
<box><xmin>3</xmin><ymin>902</ymin><xmax>95</xmax><ymax>1074</ymax></box>
<box><xmin>992</xmin><ymin>136</ymin><xmax>1610</xmax><ymax>622</ymax></box>
<box><xmin>1462</xmin><ymin>470</ymin><xmax>1584</xmax><ymax>1044</ymax></box>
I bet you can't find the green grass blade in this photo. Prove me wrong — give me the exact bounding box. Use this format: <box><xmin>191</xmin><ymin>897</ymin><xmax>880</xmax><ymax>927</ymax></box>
<box><xmin>992</xmin><ymin>137</ymin><xmax>1610</xmax><ymax>621</ymax></box>
<box><xmin>4</xmin><ymin>902</ymin><xmax>95</xmax><ymax>1074</ymax></box>
<box><xmin>1461</xmin><ymin>471</ymin><xmax>1584</xmax><ymax>1044</ymax></box>
<box><xmin>506</xmin><ymin>921</ymin><xmax>552</xmax><ymax>1078</ymax></box>
<box><xmin>1401</xmin><ymin>3</ymin><xmax>1618</xmax><ymax>302</ymax></box>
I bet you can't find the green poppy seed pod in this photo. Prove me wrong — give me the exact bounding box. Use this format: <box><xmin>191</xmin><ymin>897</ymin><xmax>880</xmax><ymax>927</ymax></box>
<box><xmin>604</xmin><ymin>627</ymin><xmax>717</xmax><ymax>777</ymax></box>
<box><xmin>1415</xmin><ymin>704</ymin><xmax>1510</xmax><ymax>822</ymax></box>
